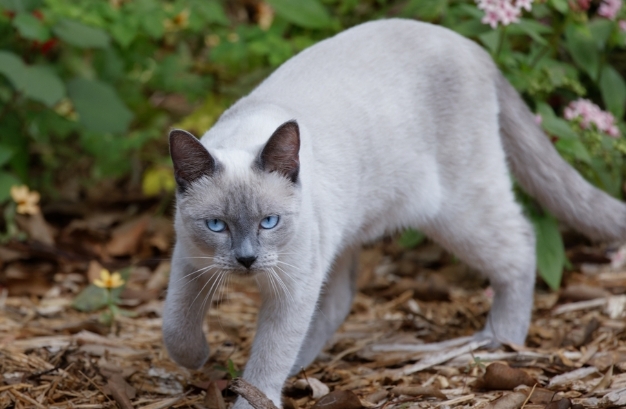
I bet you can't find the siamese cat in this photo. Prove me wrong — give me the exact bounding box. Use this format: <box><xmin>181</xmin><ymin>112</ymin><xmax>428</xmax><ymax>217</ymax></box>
<box><xmin>163</xmin><ymin>19</ymin><xmax>626</xmax><ymax>408</ymax></box>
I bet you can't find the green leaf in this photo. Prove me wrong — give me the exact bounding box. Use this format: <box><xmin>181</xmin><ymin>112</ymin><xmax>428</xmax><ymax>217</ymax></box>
<box><xmin>0</xmin><ymin>51</ymin><xmax>65</xmax><ymax>106</ymax></box>
<box><xmin>403</xmin><ymin>0</ymin><xmax>447</xmax><ymax>21</ymax></box>
<box><xmin>193</xmin><ymin>0</ymin><xmax>229</xmax><ymax>25</ymax></box>
<box><xmin>555</xmin><ymin>139</ymin><xmax>592</xmax><ymax>163</ymax></box>
<box><xmin>542</xmin><ymin>116</ymin><xmax>579</xmax><ymax>140</ymax></box>
<box><xmin>451</xmin><ymin>19</ymin><xmax>490</xmax><ymax>37</ymax></box>
<box><xmin>72</xmin><ymin>284</ymin><xmax>109</xmax><ymax>312</ymax></box>
<box><xmin>0</xmin><ymin>145</ymin><xmax>14</xmax><ymax>167</ymax></box>
<box><xmin>0</xmin><ymin>171</ymin><xmax>20</xmax><ymax>203</ymax></box>
<box><xmin>565</xmin><ymin>24</ymin><xmax>600</xmax><ymax>80</ymax></box>
<box><xmin>536</xmin><ymin>102</ymin><xmax>579</xmax><ymax>140</ymax></box>
<box><xmin>68</xmin><ymin>78</ymin><xmax>133</xmax><ymax>134</ymax></box>
<box><xmin>588</xmin><ymin>18</ymin><xmax>613</xmax><ymax>50</ymax></box>
<box><xmin>599</xmin><ymin>65</ymin><xmax>626</xmax><ymax>119</ymax></box>
<box><xmin>478</xmin><ymin>30</ymin><xmax>500</xmax><ymax>54</ymax></box>
<box><xmin>21</xmin><ymin>66</ymin><xmax>65</xmax><ymax>106</ymax></box>
<box><xmin>0</xmin><ymin>0</ymin><xmax>27</xmax><ymax>12</ymax></box>
<box><xmin>590</xmin><ymin>158</ymin><xmax>620</xmax><ymax>197</ymax></box>
<box><xmin>0</xmin><ymin>50</ymin><xmax>27</xmax><ymax>88</ymax></box>
<box><xmin>517</xmin><ymin>19</ymin><xmax>552</xmax><ymax>46</ymax></box>
<box><xmin>13</xmin><ymin>12</ymin><xmax>50</xmax><ymax>41</ymax></box>
<box><xmin>110</xmin><ymin>17</ymin><xmax>138</xmax><ymax>48</ymax></box>
<box><xmin>531</xmin><ymin>213</ymin><xmax>565</xmax><ymax>291</ymax></box>
<box><xmin>141</xmin><ymin>13</ymin><xmax>166</xmax><ymax>39</ymax></box>
<box><xmin>53</xmin><ymin>19</ymin><xmax>110</xmax><ymax>48</ymax></box>
<box><xmin>398</xmin><ymin>229</ymin><xmax>425</xmax><ymax>248</ymax></box>
<box><xmin>265</xmin><ymin>0</ymin><xmax>332</xmax><ymax>29</ymax></box>
<box><xmin>549</xmin><ymin>0</ymin><xmax>569</xmax><ymax>13</ymax></box>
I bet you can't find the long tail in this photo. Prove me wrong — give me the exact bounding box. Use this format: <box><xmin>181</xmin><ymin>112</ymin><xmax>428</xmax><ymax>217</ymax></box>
<box><xmin>497</xmin><ymin>73</ymin><xmax>626</xmax><ymax>242</ymax></box>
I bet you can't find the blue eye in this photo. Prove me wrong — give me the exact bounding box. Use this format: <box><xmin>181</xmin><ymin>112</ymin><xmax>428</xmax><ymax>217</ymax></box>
<box><xmin>260</xmin><ymin>215</ymin><xmax>279</xmax><ymax>229</ymax></box>
<box><xmin>206</xmin><ymin>219</ymin><xmax>226</xmax><ymax>232</ymax></box>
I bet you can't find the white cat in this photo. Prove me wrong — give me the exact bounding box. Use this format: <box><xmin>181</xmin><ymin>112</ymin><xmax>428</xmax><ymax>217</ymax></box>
<box><xmin>162</xmin><ymin>19</ymin><xmax>626</xmax><ymax>408</ymax></box>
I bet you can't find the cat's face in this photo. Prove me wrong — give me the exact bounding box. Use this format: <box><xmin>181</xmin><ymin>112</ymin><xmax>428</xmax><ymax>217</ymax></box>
<box><xmin>170</xmin><ymin>121</ymin><xmax>301</xmax><ymax>274</ymax></box>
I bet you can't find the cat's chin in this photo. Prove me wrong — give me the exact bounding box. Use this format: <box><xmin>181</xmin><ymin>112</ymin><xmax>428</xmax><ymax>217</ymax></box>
<box><xmin>228</xmin><ymin>268</ymin><xmax>261</xmax><ymax>278</ymax></box>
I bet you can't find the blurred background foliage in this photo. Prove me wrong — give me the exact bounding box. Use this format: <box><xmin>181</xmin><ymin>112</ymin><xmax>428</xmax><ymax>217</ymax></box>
<box><xmin>0</xmin><ymin>0</ymin><xmax>626</xmax><ymax>289</ymax></box>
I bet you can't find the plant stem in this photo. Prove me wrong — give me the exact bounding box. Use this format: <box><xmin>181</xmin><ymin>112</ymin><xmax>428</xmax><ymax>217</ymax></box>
<box><xmin>495</xmin><ymin>25</ymin><xmax>507</xmax><ymax>60</ymax></box>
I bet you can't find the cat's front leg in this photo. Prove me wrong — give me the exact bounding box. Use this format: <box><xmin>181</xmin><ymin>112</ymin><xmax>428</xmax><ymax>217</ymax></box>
<box><xmin>234</xmin><ymin>266</ymin><xmax>324</xmax><ymax>409</ymax></box>
<box><xmin>162</xmin><ymin>246</ymin><xmax>213</xmax><ymax>369</ymax></box>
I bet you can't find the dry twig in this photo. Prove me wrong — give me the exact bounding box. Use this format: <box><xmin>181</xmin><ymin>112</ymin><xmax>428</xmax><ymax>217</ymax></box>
<box><xmin>230</xmin><ymin>378</ymin><xmax>279</xmax><ymax>409</ymax></box>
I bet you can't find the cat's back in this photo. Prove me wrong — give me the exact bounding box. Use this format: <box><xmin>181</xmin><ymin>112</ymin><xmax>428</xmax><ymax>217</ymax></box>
<box><xmin>253</xmin><ymin>19</ymin><xmax>495</xmax><ymax>101</ymax></box>
<box><xmin>206</xmin><ymin>19</ymin><xmax>497</xmax><ymax>152</ymax></box>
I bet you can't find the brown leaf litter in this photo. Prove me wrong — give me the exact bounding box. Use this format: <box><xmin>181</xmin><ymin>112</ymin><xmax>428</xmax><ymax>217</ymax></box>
<box><xmin>1</xmin><ymin>209</ymin><xmax>626</xmax><ymax>408</ymax></box>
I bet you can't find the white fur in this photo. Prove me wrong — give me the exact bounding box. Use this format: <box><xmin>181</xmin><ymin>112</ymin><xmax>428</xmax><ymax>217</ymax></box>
<box><xmin>163</xmin><ymin>19</ymin><xmax>626</xmax><ymax>409</ymax></box>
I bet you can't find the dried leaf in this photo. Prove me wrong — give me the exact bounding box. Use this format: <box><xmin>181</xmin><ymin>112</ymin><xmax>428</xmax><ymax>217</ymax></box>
<box><xmin>543</xmin><ymin>398</ymin><xmax>571</xmax><ymax>409</ymax></box>
<box><xmin>293</xmin><ymin>378</ymin><xmax>330</xmax><ymax>399</ymax></box>
<box><xmin>15</xmin><ymin>212</ymin><xmax>55</xmax><ymax>246</ymax></box>
<box><xmin>486</xmin><ymin>391</ymin><xmax>527</xmax><ymax>409</ymax></box>
<box><xmin>105</xmin><ymin>216</ymin><xmax>149</xmax><ymax>257</ymax></box>
<box><xmin>390</xmin><ymin>385</ymin><xmax>446</xmax><ymax>399</ymax></box>
<box><xmin>476</xmin><ymin>363</ymin><xmax>536</xmax><ymax>390</ymax></box>
<box><xmin>205</xmin><ymin>381</ymin><xmax>226</xmax><ymax>409</ymax></box>
<box><xmin>311</xmin><ymin>390</ymin><xmax>363</xmax><ymax>409</ymax></box>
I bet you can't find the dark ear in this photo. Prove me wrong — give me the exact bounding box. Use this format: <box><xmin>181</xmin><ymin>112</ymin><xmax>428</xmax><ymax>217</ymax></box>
<box><xmin>169</xmin><ymin>129</ymin><xmax>215</xmax><ymax>189</ymax></box>
<box><xmin>259</xmin><ymin>120</ymin><xmax>300</xmax><ymax>183</ymax></box>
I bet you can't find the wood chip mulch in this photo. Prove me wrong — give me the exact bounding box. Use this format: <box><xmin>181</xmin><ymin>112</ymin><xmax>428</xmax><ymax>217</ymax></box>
<box><xmin>1</xmin><ymin>209</ymin><xmax>626</xmax><ymax>408</ymax></box>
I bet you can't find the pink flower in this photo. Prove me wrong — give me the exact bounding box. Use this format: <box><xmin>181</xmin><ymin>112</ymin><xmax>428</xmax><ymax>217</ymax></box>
<box><xmin>620</xmin><ymin>20</ymin><xmax>626</xmax><ymax>31</ymax></box>
<box><xmin>598</xmin><ymin>0</ymin><xmax>622</xmax><ymax>20</ymax></box>
<box><xmin>517</xmin><ymin>0</ymin><xmax>533</xmax><ymax>11</ymax></box>
<box><xmin>534</xmin><ymin>114</ymin><xmax>543</xmax><ymax>125</ymax></box>
<box><xmin>564</xmin><ymin>99</ymin><xmax>620</xmax><ymax>138</ymax></box>
<box><xmin>476</xmin><ymin>0</ymin><xmax>533</xmax><ymax>28</ymax></box>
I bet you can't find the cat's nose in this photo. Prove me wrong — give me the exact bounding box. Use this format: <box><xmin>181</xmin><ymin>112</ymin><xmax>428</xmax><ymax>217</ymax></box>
<box><xmin>236</xmin><ymin>255</ymin><xmax>257</xmax><ymax>269</ymax></box>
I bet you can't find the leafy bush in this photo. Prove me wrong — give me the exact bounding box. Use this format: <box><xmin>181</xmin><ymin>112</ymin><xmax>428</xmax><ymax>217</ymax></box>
<box><xmin>1</xmin><ymin>0</ymin><xmax>625</xmax><ymax>289</ymax></box>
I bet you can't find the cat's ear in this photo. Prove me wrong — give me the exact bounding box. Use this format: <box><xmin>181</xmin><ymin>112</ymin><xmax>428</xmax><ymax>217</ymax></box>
<box><xmin>260</xmin><ymin>120</ymin><xmax>300</xmax><ymax>183</ymax></box>
<box><xmin>169</xmin><ymin>129</ymin><xmax>216</xmax><ymax>189</ymax></box>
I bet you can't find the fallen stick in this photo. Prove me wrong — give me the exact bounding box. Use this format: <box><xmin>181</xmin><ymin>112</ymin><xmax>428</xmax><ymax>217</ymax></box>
<box><xmin>385</xmin><ymin>339</ymin><xmax>491</xmax><ymax>378</ymax></box>
<box><xmin>230</xmin><ymin>378</ymin><xmax>279</xmax><ymax>409</ymax></box>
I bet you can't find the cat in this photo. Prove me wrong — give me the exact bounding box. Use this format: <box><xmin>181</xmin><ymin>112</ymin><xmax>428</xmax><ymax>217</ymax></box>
<box><xmin>162</xmin><ymin>19</ymin><xmax>626</xmax><ymax>408</ymax></box>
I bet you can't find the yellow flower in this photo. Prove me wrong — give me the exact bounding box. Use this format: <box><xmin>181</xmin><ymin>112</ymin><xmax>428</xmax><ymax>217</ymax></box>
<box><xmin>10</xmin><ymin>185</ymin><xmax>40</xmax><ymax>215</ymax></box>
<box><xmin>94</xmin><ymin>269</ymin><xmax>125</xmax><ymax>289</ymax></box>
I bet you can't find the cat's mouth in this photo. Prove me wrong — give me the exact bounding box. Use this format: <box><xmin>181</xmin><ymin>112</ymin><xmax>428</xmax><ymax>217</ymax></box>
<box><xmin>231</xmin><ymin>266</ymin><xmax>264</xmax><ymax>276</ymax></box>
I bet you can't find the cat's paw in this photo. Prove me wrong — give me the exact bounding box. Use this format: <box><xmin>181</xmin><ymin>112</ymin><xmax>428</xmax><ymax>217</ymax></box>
<box><xmin>472</xmin><ymin>328</ymin><xmax>524</xmax><ymax>349</ymax></box>
<box><xmin>162</xmin><ymin>326</ymin><xmax>210</xmax><ymax>369</ymax></box>
<box><xmin>471</xmin><ymin>330</ymin><xmax>501</xmax><ymax>349</ymax></box>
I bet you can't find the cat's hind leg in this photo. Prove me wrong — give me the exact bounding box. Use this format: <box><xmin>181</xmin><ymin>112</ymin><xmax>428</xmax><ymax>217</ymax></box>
<box><xmin>421</xmin><ymin>187</ymin><xmax>536</xmax><ymax>346</ymax></box>
<box><xmin>290</xmin><ymin>247</ymin><xmax>359</xmax><ymax>375</ymax></box>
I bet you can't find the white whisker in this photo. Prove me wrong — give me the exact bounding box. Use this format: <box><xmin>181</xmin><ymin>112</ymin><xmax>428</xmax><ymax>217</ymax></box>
<box><xmin>274</xmin><ymin>264</ymin><xmax>297</xmax><ymax>282</ymax></box>
<box><xmin>275</xmin><ymin>260</ymin><xmax>301</xmax><ymax>271</ymax></box>
<box><xmin>170</xmin><ymin>264</ymin><xmax>213</xmax><ymax>287</ymax></box>
<box><xmin>186</xmin><ymin>271</ymin><xmax>219</xmax><ymax>316</ymax></box>
<box><xmin>201</xmin><ymin>270</ymin><xmax>227</xmax><ymax>323</ymax></box>
<box><xmin>272</xmin><ymin>267</ymin><xmax>296</xmax><ymax>305</ymax></box>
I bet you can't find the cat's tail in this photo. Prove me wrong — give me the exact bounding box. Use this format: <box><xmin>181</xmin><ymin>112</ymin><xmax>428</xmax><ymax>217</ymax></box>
<box><xmin>497</xmin><ymin>73</ymin><xmax>626</xmax><ymax>242</ymax></box>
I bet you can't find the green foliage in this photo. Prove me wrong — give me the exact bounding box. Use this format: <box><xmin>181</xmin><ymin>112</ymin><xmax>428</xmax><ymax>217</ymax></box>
<box><xmin>72</xmin><ymin>268</ymin><xmax>130</xmax><ymax>312</ymax></box>
<box><xmin>600</xmin><ymin>65</ymin><xmax>626</xmax><ymax>119</ymax></box>
<box><xmin>214</xmin><ymin>359</ymin><xmax>243</xmax><ymax>379</ymax></box>
<box><xmin>398</xmin><ymin>228</ymin><xmax>426</xmax><ymax>249</ymax></box>
<box><xmin>67</xmin><ymin>78</ymin><xmax>133</xmax><ymax>133</ymax></box>
<box><xmin>531</xmin><ymin>212</ymin><xmax>566</xmax><ymax>291</ymax></box>
<box><xmin>1</xmin><ymin>0</ymin><xmax>625</xmax><ymax>290</ymax></box>
<box><xmin>266</xmin><ymin>0</ymin><xmax>333</xmax><ymax>29</ymax></box>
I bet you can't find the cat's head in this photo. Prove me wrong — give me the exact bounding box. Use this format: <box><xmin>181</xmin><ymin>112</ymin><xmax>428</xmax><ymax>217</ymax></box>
<box><xmin>169</xmin><ymin>120</ymin><xmax>301</xmax><ymax>274</ymax></box>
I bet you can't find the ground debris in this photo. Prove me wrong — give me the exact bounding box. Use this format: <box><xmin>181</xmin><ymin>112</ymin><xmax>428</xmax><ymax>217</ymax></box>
<box><xmin>2</xmin><ymin>206</ymin><xmax>626</xmax><ymax>408</ymax></box>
